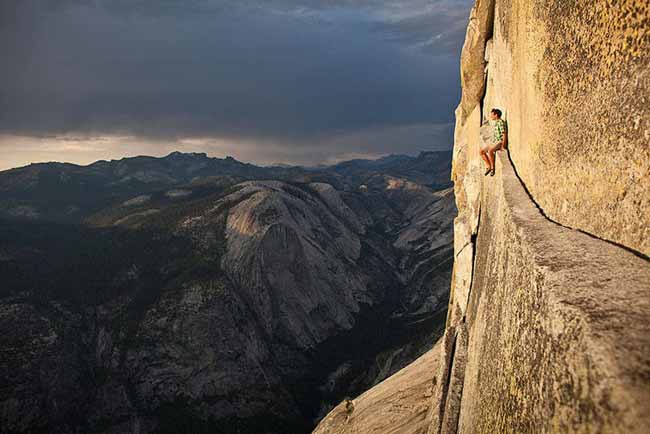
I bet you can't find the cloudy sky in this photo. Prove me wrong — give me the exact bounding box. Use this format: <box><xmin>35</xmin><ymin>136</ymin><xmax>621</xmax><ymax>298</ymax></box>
<box><xmin>0</xmin><ymin>0</ymin><xmax>473</xmax><ymax>170</ymax></box>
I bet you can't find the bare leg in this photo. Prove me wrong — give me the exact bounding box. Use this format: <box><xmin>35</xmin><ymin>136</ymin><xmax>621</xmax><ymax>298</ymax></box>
<box><xmin>479</xmin><ymin>148</ymin><xmax>491</xmax><ymax>168</ymax></box>
<box><xmin>488</xmin><ymin>148</ymin><xmax>496</xmax><ymax>170</ymax></box>
<box><xmin>487</xmin><ymin>143</ymin><xmax>500</xmax><ymax>173</ymax></box>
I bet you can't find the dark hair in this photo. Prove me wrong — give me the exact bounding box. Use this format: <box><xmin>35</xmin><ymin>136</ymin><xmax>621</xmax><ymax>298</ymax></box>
<box><xmin>491</xmin><ymin>108</ymin><xmax>502</xmax><ymax>118</ymax></box>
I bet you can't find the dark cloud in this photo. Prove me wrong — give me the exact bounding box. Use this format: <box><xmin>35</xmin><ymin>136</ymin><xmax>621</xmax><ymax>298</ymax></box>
<box><xmin>0</xmin><ymin>0</ymin><xmax>473</xmax><ymax>168</ymax></box>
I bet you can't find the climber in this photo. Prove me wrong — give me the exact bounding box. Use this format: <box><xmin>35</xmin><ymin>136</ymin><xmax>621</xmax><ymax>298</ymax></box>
<box><xmin>344</xmin><ymin>398</ymin><xmax>355</xmax><ymax>423</ymax></box>
<box><xmin>479</xmin><ymin>108</ymin><xmax>508</xmax><ymax>176</ymax></box>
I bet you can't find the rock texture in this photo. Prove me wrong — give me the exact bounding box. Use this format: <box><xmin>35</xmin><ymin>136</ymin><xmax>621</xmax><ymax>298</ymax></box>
<box><xmin>313</xmin><ymin>341</ymin><xmax>441</xmax><ymax>434</ymax></box>
<box><xmin>315</xmin><ymin>1</ymin><xmax>650</xmax><ymax>433</ymax></box>
<box><xmin>438</xmin><ymin>152</ymin><xmax>650</xmax><ymax>433</ymax></box>
<box><xmin>427</xmin><ymin>1</ymin><xmax>650</xmax><ymax>434</ymax></box>
<box><xmin>482</xmin><ymin>0</ymin><xmax>649</xmax><ymax>256</ymax></box>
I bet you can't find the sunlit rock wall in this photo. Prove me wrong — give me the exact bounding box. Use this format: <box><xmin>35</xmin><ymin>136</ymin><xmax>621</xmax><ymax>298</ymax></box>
<box><xmin>426</xmin><ymin>1</ymin><xmax>650</xmax><ymax>433</ymax></box>
<box><xmin>483</xmin><ymin>0</ymin><xmax>649</xmax><ymax>256</ymax></box>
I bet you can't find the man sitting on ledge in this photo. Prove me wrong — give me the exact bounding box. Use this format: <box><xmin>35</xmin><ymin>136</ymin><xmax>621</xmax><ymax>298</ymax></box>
<box><xmin>480</xmin><ymin>108</ymin><xmax>508</xmax><ymax>176</ymax></box>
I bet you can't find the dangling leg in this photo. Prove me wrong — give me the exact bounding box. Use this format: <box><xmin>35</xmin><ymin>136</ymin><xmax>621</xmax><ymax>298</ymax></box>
<box><xmin>479</xmin><ymin>148</ymin><xmax>491</xmax><ymax>175</ymax></box>
<box><xmin>487</xmin><ymin>144</ymin><xmax>499</xmax><ymax>175</ymax></box>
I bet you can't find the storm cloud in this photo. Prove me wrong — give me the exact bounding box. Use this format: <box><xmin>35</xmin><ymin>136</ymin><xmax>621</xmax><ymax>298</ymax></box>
<box><xmin>0</xmin><ymin>0</ymin><xmax>473</xmax><ymax>168</ymax></box>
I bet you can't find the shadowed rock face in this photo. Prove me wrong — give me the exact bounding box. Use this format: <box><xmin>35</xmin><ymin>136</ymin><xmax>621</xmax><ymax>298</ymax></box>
<box><xmin>0</xmin><ymin>154</ymin><xmax>456</xmax><ymax>434</ymax></box>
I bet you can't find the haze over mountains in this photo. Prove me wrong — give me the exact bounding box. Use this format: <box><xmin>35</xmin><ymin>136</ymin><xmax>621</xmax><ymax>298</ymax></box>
<box><xmin>0</xmin><ymin>151</ymin><xmax>455</xmax><ymax>433</ymax></box>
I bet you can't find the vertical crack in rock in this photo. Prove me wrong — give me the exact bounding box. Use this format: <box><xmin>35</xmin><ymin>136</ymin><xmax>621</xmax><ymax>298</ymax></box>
<box><xmin>425</xmin><ymin>326</ymin><xmax>457</xmax><ymax>434</ymax></box>
<box><xmin>439</xmin><ymin>324</ymin><xmax>468</xmax><ymax>434</ymax></box>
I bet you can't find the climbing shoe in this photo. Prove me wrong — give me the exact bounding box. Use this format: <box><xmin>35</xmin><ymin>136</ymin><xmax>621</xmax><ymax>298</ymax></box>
<box><xmin>484</xmin><ymin>167</ymin><xmax>491</xmax><ymax>176</ymax></box>
<box><xmin>490</xmin><ymin>168</ymin><xmax>495</xmax><ymax>176</ymax></box>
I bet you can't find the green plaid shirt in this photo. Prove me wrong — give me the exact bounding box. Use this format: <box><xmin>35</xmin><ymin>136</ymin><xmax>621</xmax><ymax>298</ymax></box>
<box><xmin>493</xmin><ymin>119</ymin><xmax>507</xmax><ymax>144</ymax></box>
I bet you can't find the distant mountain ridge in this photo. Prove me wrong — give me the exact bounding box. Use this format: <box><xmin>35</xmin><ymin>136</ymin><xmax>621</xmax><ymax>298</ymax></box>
<box><xmin>0</xmin><ymin>151</ymin><xmax>452</xmax><ymax>223</ymax></box>
<box><xmin>323</xmin><ymin>151</ymin><xmax>453</xmax><ymax>189</ymax></box>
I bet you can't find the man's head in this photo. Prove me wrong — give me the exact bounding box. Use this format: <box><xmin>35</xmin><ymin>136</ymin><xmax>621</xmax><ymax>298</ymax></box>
<box><xmin>490</xmin><ymin>108</ymin><xmax>502</xmax><ymax>120</ymax></box>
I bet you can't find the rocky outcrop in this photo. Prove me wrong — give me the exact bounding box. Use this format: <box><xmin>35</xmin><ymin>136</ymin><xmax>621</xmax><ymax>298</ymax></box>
<box><xmin>315</xmin><ymin>1</ymin><xmax>649</xmax><ymax>433</ymax></box>
<box><xmin>313</xmin><ymin>341</ymin><xmax>442</xmax><ymax>434</ymax></box>
<box><xmin>432</xmin><ymin>150</ymin><xmax>650</xmax><ymax>433</ymax></box>
<box><xmin>484</xmin><ymin>0</ymin><xmax>649</xmax><ymax>256</ymax></box>
<box><xmin>429</xmin><ymin>0</ymin><xmax>650</xmax><ymax>433</ymax></box>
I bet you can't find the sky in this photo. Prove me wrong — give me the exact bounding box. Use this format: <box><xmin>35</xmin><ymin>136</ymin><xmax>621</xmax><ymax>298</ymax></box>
<box><xmin>0</xmin><ymin>0</ymin><xmax>474</xmax><ymax>170</ymax></box>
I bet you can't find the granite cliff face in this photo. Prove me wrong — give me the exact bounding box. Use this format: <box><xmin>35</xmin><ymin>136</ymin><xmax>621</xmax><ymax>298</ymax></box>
<box><xmin>315</xmin><ymin>1</ymin><xmax>650</xmax><ymax>433</ymax></box>
<box><xmin>314</xmin><ymin>341</ymin><xmax>442</xmax><ymax>434</ymax></box>
<box><xmin>0</xmin><ymin>152</ymin><xmax>455</xmax><ymax>433</ymax></box>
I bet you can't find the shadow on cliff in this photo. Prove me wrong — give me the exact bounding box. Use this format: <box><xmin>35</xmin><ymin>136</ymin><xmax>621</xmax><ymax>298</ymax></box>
<box><xmin>0</xmin><ymin>216</ymin><xmax>451</xmax><ymax>434</ymax></box>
